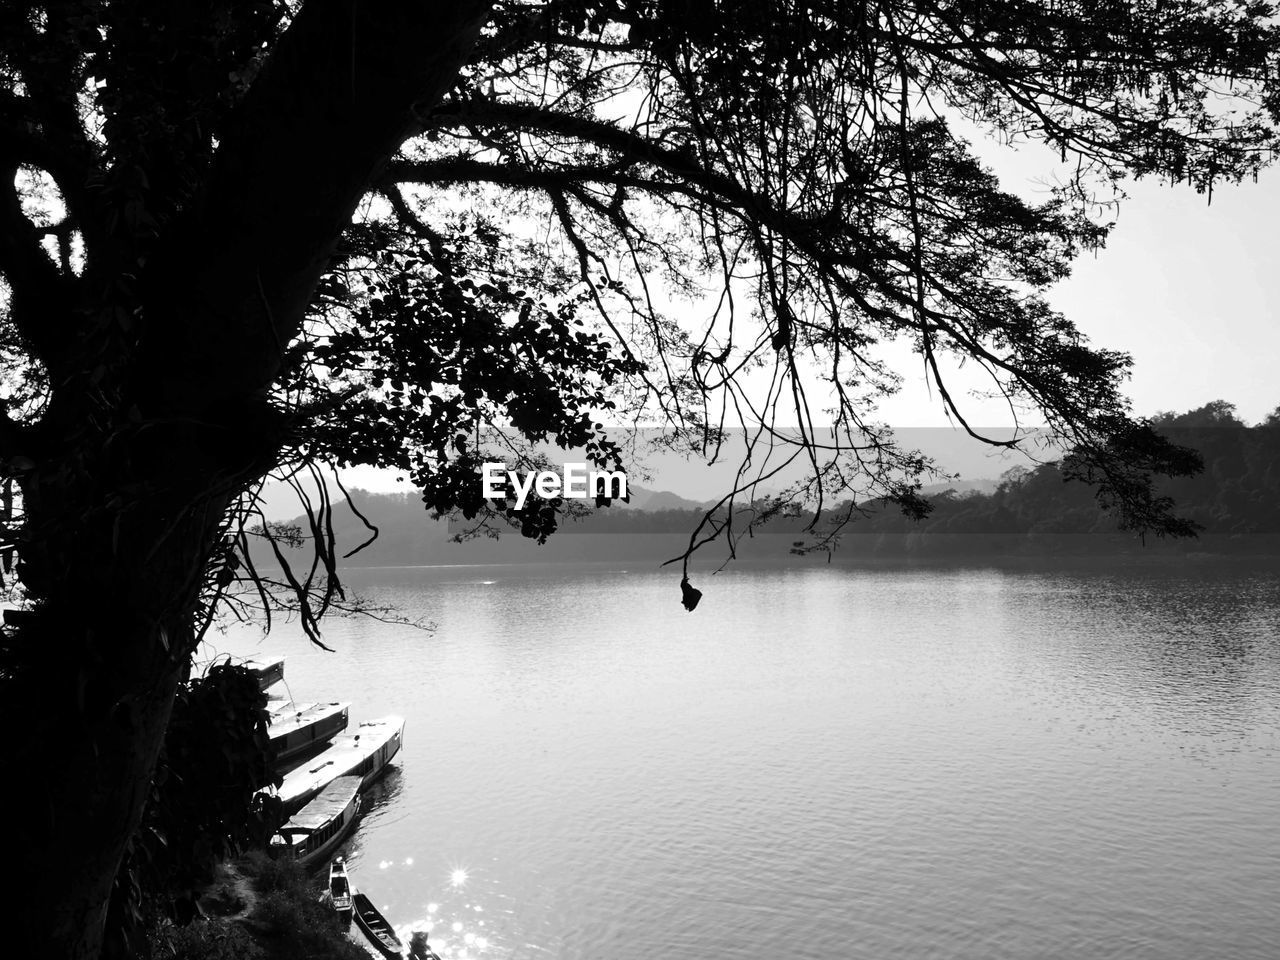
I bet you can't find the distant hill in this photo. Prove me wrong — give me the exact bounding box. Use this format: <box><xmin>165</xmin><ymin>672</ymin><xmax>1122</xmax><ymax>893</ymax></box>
<box><xmin>830</xmin><ymin>400</ymin><xmax>1280</xmax><ymax>556</ymax></box>
<box><xmin>620</xmin><ymin>486</ymin><xmax>716</xmax><ymax>511</ymax></box>
<box><xmin>249</xmin><ymin>482</ymin><xmax>738</xmax><ymax>568</ymax></box>
<box><xmin>251</xmin><ymin>401</ymin><xmax>1280</xmax><ymax>565</ymax></box>
<box><xmin>253</xmin><ymin>480</ymin><xmax>712</xmax><ymax>522</ymax></box>
<box><xmin>919</xmin><ymin>478</ymin><xmax>998</xmax><ymax>497</ymax></box>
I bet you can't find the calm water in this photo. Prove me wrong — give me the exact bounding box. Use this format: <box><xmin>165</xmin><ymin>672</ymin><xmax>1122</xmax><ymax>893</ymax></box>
<box><xmin>212</xmin><ymin>560</ymin><xmax>1280</xmax><ymax>960</ymax></box>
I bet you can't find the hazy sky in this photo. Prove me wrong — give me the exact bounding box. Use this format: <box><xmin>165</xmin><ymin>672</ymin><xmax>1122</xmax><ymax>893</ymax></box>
<box><xmin>341</xmin><ymin>143</ymin><xmax>1280</xmax><ymax>494</ymax></box>
<box><xmin>1049</xmin><ymin>171</ymin><xmax>1279</xmax><ymax>426</ymax></box>
<box><xmin>870</xmin><ymin>125</ymin><xmax>1280</xmax><ymax>429</ymax></box>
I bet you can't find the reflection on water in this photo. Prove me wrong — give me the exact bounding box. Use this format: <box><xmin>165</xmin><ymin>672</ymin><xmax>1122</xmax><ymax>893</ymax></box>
<box><xmin>218</xmin><ymin>559</ymin><xmax>1280</xmax><ymax>960</ymax></box>
<box><xmin>341</xmin><ymin>852</ymin><xmax>528</xmax><ymax>960</ymax></box>
<box><xmin>359</xmin><ymin>767</ymin><xmax>404</xmax><ymax>816</ymax></box>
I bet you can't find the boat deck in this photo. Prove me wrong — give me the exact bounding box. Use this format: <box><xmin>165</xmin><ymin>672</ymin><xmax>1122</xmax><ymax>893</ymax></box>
<box><xmin>282</xmin><ymin>776</ymin><xmax>363</xmax><ymax>833</ymax></box>
<box><xmin>269</xmin><ymin>701</ymin><xmax>350</xmax><ymax>739</ymax></box>
<box><xmin>238</xmin><ymin>655</ymin><xmax>286</xmax><ymax>689</ymax></box>
<box><xmin>275</xmin><ymin>715</ymin><xmax>404</xmax><ymax>810</ymax></box>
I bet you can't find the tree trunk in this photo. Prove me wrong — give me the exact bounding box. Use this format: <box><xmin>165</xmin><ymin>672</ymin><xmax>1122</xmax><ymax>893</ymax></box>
<box><xmin>18</xmin><ymin>629</ymin><xmax>186</xmax><ymax>960</ymax></box>
<box><xmin>0</xmin><ymin>5</ymin><xmax>492</xmax><ymax>955</ymax></box>
<box><xmin>2</xmin><ymin>441</ymin><xmax>237</xmax><ymax>957</ymax></box>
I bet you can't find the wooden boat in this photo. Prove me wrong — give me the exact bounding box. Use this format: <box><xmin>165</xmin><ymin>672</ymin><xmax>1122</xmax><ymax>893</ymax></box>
<box><xmin>327</xmin><ymin>856</ymin><xmax>353</xmax><ymax>921</ymax></box>
<box><xmin>408</xmin><ymin>931</ymin><xmax>442</xmax><ymax>960</ymax></box>
<box><xmin>273</xmin><ymin>715</ymin><xmax>404</xmax><ymax>814</ymax></box>
<box><xmin>352</xmin><ymin>891</ymin><xmax>404</xmax><ymax>958</ymax></box>
<box><xmin>270</xmin><ymin>776</ymin><xmax>361</xmax><ymax>869</ymax></box>
<box><xmin>268</xmin><ymin>701</ymin><xmax>350</xmax><ymax>769</ymax></box>
<box><xmin>238</xmin><ymin>655</ymin><xmax>285</xmax><ymax>690</ymax></box>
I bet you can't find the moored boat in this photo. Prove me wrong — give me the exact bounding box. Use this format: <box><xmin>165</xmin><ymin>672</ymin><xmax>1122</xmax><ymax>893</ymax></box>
<box><xmin>270</xmin><ymin>776</ymin><xmax>362</xmax><ymax>870</ymax></box>
<box><xmin>352</xmin><ymin>891</ymin><xmax>404</xmax><ymax>958</ymax></box>
<box><xmin>268</xmin><ymin>701</ymin><xmax>350</xmax><ymax>769</ymax></box>
<box><xmin>408</xmin><ymin>931</ymin><xmax>442</xmax><ymax>960</ymax></box>
<box><xmin>238</xmin><ymin>655</ymin><xmax>285</xmax><ymax>690</ymax></box>
<box><xmin>328</xmin><ymin>856</ymin><xmax>353</xmax><ymax>921</ymax></box>
<box><xmin>273</xmin><ymin>716</ymin><xmax>404</xmax><ymax>814</ymax></box>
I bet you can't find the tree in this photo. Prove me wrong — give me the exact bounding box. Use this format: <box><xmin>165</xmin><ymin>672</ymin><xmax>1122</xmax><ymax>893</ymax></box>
<box><xmin>2</xmin><ymin>2</ymin><xmax>1277</xmax><ymax>956</ymax></box>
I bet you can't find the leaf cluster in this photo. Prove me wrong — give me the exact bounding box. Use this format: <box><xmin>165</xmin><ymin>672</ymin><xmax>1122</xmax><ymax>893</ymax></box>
<box><xmin>3</xmin><ymin>0</ymin><xmax>1280</xmax><ymax>596</ymax></box>
<box><xmin>293</xmin><ymin>218</ymin><xmax>642</xmax><ymax>542</ymax></box>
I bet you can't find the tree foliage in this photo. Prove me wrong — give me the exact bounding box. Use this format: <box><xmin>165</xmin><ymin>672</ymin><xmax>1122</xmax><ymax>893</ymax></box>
<box><xmin>4</xmin><ymin>2</ymin><xmax>1279</xmax><ymax>601</ymax></box>
<box><xmin>2</xmin><ymin>2</ymin><xmax>1280</xmax><ymax>956</ymax></box>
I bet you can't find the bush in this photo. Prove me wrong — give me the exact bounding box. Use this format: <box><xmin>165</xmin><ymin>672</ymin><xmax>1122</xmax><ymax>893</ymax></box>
<box><xmin>149</xmin><ymin>920</ymin><xmax>263</xmax><ymax>960</ymax></box>
<box><xmin>252</xmin><ymin>890</ymin><xmax>367</xmax><ymax>960</ymax></box>
<box><xmin>239</xmin><ymin>850</ymin><xmax>306</xmax><ymax>896</ymax></box>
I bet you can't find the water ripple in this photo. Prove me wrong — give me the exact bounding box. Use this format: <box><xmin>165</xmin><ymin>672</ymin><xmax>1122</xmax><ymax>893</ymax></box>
<box><xmin>218</xmin><ymin>559</ymin><xmax>1280</xmax><ymax>960</ymax></box>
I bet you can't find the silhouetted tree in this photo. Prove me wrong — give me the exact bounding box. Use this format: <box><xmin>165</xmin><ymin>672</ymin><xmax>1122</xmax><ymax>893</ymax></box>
<box><xmin>2</xmin><ymin>3</ymin><xmax>1278</xmax><ymax>955</ymax></box>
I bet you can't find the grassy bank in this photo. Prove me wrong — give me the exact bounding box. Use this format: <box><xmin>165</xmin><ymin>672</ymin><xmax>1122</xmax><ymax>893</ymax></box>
<box><xmin>148</xmin><ymin>852</ymin><xmax>367</xmax><ymax>960</ymax></box>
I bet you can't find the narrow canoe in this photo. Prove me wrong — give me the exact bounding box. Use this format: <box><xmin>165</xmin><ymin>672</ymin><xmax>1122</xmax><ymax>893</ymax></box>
<box><xmin>352</xmin><ymin>892</ymin><xmax>404</xmax><ymax>958</ymax></box>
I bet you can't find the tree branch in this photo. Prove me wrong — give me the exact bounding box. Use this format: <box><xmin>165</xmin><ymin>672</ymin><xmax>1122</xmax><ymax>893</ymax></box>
<box><xmin>133</xmin><ymin>0</ymin><xmax>495</xmax><ymax>416</ymax></box>
<box><xmin>435</xmin><ymin>99</ymin><xmax>756</xmax><ymax>201</ymax></box>
<box><xmin>0</xmin><ymin>404</ymin><xmax>33</xmax><ymax>460</ymax></box>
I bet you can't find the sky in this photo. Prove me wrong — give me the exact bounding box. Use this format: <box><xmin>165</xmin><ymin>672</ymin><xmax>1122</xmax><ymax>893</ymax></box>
<box><xmin>870</xmin><ymin>126</ymin><xmax>1280</xmax><ymax>430</ymax></box>
<box><xmin>1048</xmin><ymin>171</ymin><xmax>1280</xmax><ymax>426</ymax></box>
<box><xmin>339</xmin><ymin>139</ymin><xmax>1280</xmax><ymax>495</ymax></box>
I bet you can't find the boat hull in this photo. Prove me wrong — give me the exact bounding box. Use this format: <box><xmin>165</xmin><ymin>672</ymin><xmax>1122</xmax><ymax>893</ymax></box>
<box><xmin>268</xmin><ymin>701</ymin><xmax>350</xmax><ymax>771</ymax></box>
<box><xmin>272</xmin><ymin>776</ymin><xmax>362</xmax><ymax>870</ymax></box>
<box><xmin>352</xmin><ymin>892</ymin><xmax>404</xmax><ymax>958</ymax></box>
<box><xmin>408</xmin><ymin>932</ymin><xmax>442</xmax><ymax>960</ymax></box>
<box><xmin>273</xmin><ymin>715</ymin><xmax>404</xmax><ymax>815</ymax></box>
<box><xmin>239</xmin><ymin>656</ymin><xmax>285</xmax><ymax>690</ymax></box>
<box><xmin>327</xmin><ymin>857</ymin><xmax>354</xmax><ymax>925</ymax></box>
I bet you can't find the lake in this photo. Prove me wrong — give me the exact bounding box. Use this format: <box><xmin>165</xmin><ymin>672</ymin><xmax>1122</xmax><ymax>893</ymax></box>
<box><xmin>212</xmin><ymin>559</ymin><xmax>1280</xmax><ymax>960</ymax></box>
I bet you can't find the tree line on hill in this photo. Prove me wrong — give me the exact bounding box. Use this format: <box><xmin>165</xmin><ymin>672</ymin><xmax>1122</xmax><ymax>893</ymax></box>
<box><xmin>280</xmin><ymin>401</ymin><xmax>1280</xmax><ymax>565</ymax></box>
<box><xmin>842</xmin><ymin>401</ymin><xmax>1280</xmax><ymax>545</ymax></box>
